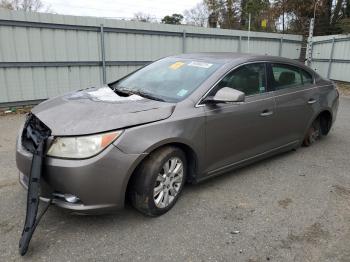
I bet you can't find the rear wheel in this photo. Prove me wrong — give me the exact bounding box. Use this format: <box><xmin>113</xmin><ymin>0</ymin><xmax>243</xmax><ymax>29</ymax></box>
<box><xmin>129</xmin><ymin>146</ymin><xmax>186</xmax><ymax>216</ymax></box>
<box><xmin>303</xmin><ymin>117</ymin><xmax>322</xmax><ymax>146</ymax></box>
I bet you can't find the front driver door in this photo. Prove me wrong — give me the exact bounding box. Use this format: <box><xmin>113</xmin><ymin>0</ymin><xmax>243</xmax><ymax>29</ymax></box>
<box><xmin>202</xmin><ymin>63</ymin><xmax>279</xmax><ymax>176</ymax></box>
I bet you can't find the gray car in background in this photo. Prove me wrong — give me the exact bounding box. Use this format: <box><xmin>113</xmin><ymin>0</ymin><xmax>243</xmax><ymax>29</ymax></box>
<box><xmin>16</xmin><ymin>53</ymin><xmax>339</xmax><ymax>216</ymax></box>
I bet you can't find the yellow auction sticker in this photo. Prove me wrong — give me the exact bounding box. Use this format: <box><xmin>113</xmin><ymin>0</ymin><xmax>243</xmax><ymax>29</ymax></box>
<box><xmin>169</xmin><ymin>61</ymin><xmax>185</xmax><ymax>70</ymax></box>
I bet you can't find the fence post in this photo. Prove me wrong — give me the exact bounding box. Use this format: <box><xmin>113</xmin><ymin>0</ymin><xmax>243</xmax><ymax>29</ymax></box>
<box><xmin>306</xmin><ymin>18</ymin><xmax>314</xmax><ymax>66</ymax></box>
<box><xmin>247</xmin><ymin>13</ymin><xmax>251</xmax><ymax>53</ymax></box>
<box><xmin>327</xmin><ymin>37</ymin><xmax>335</xmax><ymax>79</ymax></box>
<box><xmin>238</xmin><ymin>35</ymin><xmax>242</xmax><ymax>53</ymax></box>
<box><xmin>182</xmin><ymin>30</ymin><xmax>186</xmax><ymax>53</ymax></box>
<box><xmin>279</xmin><ymin>37</ymin><xmax>283</xmax><ymax>56</ymax></box>
<box><xmin>100</xmin><ymin>24</ymin><xmax>106</xmax><ymax>85</ymax></box>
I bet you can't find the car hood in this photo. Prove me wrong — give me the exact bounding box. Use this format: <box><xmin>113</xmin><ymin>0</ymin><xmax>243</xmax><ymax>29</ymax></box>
<box><xmin>31</xmin><ymin>86</ymin><xmax>175</xmax><ymax>136</ymax></box>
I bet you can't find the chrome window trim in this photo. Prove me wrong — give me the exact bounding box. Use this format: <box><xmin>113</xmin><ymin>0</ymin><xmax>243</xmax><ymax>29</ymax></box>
<box><xmin>199</xmin><ymin>84</ymin><xmax>332</xmax><ymax>112</ymax></box>
<box><xmin>195</xmin><ymin>60</ymin><xmax>316</xmax><ymax>108</ymax></box>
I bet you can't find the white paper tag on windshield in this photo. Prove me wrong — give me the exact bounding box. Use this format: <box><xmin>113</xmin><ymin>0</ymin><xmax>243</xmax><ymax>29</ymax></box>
<box><xmin>88</xmin><ymin>87</ymin><xmax>143</xmax><ymax>102</ymax></box>
<box><xmin>188</xmin><ymin>61</ymin><xmax>213</xmax><ymax>69</ymax></box>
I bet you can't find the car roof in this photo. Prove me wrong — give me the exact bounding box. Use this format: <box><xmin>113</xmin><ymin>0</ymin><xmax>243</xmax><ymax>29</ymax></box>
<box><xmin>171</xmin><ymin>52</ymin><xmax>308</xmax><ymax>70</ymax></box>
<box><xmin>172</xmin><ymin>52</ymin><xmax>252</xmax><ymax>63</ymax></box>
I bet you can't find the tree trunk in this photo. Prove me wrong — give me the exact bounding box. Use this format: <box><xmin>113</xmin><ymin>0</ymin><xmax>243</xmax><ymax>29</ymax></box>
<box><xmin>331</xmin><ymin>0</ymin><xmax>344</xmax><ymax>25</ymax></box>
<box><xmin>346</xmin><ymin>0</ymin><xmax>350</xmax><ymax>18</ymax></box>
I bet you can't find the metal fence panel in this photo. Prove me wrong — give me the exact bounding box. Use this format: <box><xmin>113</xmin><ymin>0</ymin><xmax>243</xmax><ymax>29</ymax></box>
<box><xmin>328</xmin><ymin>63</ymin><xmax>350</xmax><ymax>82</ymax></box>
<box><xmin>0</xmin><ymin>9</ymin><xmax>303</xmax><ymax>106</ymax></box>
<box><xmin>310</xmin><ymin>61</ymin><xmax>329</xmax><ymax>78</ymax></box>
<box><xmin>106</xmin><ymin>65</ymin><xmax>142</xmax><ymax>83</ymax></box>
<box><xmin>310</xmin><ymin>34</ymin><xmax>350</xmax><ymax>82</ymax></box>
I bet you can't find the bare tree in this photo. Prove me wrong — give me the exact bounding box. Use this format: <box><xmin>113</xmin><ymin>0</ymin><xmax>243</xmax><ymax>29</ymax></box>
<box><xmin>184</xmin><ymin>1</ymin><xmax>209</xmax><ymax>27</ymax></box>
<box><xmin>0</xmin><ymin>0</ymin><xmax>12</xmax><ymax>9</ymax></box>
<box><xmin>133</xmin><ymin>12</ymin><xmax>156</xmax><ymax>23</ymax></box>
<box><xmin>0</xmin><ymin>0</ymin><xmax>51</xmax><ymax>12</ymax></box>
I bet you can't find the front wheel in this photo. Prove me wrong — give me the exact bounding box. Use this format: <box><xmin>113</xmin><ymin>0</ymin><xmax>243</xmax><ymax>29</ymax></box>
<box><xmin>129</xmin><ymin>146</ymin><xmax>187</xmax><ymax>216</ymax></box>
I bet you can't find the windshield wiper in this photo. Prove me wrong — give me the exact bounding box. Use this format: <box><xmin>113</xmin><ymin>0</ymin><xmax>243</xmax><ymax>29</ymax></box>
<box><xmin>131</xmin><ymin>90</ymin><xmax>166</xmax><ymax>102</ymax></box>
<box><xmin>113</xmin><ymin>87</ymin><xmax>165</xmax><ymax>102</ymax></box>
<box><xmin>112</xmin><ymin>87</ymin><xmax>133</xmax><ymax>96</ymax></box>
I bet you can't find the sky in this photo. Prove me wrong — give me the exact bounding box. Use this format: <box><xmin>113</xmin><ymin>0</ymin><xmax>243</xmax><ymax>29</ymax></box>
<box><xmin>44</xmin><ymin>0</ymin><xmax>202</xmax><ymax>20</ymax></box>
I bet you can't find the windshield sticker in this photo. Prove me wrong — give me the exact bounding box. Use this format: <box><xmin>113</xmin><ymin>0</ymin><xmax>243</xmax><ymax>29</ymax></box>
<box><xmin>188</xmin><ymin>61</ymin><xmax>213</xmax><ymax>69</ymax></box>
<box><xmin>177</xmin><ymin>89</ymin><xmax>188</xmax><ymax>97</ymax></box>
<box><xmin>169</xmin><ymin>61</ymin><xmax>185</xmax><ymax>70</ymax></box>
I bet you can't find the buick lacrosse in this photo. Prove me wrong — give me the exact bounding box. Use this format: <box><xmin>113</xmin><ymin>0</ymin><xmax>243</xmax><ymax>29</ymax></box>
<box><xmin>16</xmin><ymin>53</ymin><xmax>339</xmax><ymax>217</ymax></box>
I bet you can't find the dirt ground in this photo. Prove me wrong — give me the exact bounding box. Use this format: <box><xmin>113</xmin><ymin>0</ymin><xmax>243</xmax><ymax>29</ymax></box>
<box><xmin>336</xmin><ymin>81</ymin><xmax>350</xmax><ymax>97</ymax></box>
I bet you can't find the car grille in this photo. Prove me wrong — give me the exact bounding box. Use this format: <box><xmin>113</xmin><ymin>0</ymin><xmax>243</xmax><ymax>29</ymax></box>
<box><xmin>21</xmin><ymin>113</ymin><xmax>51</xmax><ymax>153</ymax></box>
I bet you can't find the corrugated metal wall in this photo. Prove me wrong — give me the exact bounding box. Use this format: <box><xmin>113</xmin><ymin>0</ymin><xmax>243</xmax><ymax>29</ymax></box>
<box><xmin>0</xmin><ymin>9</ymin><xmax>303</xmax><ymax>106</ymax></box>
<box><xmin>310</xmin><ymin>34</ymin><xmax>350</xmax><ymax>82</ymax></box>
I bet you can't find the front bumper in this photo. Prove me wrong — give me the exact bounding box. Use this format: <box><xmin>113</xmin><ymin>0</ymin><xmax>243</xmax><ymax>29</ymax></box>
<box><xmin>16</xmin><ymin>132</ymin><xmax>145</xmax><ymax>214</ymax></box>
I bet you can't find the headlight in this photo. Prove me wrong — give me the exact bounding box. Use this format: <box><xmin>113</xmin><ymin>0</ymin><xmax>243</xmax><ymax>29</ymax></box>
<box><xmin>47</xmin><ymin>130</ymin><xmax>123</xmax><ymax>159</ymax></box>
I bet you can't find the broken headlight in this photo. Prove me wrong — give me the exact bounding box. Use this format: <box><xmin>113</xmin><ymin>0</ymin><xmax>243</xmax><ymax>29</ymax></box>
<box><xmin>47</xmin><ymin>130</ymin><xmax>123</xmax><ymax>159</ymax></box>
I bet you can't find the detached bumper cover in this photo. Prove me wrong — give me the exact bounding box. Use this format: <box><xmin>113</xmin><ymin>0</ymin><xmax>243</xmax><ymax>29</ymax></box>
<box><xmin>19</xmin><ymin>114</ymin><xmax>51</xmax><ymax>256</ymax></box>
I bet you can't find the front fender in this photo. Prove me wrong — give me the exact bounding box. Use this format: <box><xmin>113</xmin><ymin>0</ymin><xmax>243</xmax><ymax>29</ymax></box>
<box><xmin>113</xmin><ymin>113</ymin><xmax>206</xmax><ymax>173</ymax></box>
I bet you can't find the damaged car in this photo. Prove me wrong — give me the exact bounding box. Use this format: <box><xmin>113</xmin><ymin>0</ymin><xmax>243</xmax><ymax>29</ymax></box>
<box><xmin>16</xmin><ymin>53</ymin><xmax>339</xmax><ymax>219</ymax></box>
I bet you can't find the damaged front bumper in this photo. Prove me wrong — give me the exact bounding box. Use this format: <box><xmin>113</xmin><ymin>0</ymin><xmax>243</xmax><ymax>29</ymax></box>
<box><xmin>16</xmin><ymin>118</ymin><xmax>145</xmax><ymax>214</ymax></box>
<box><xmin>18</xmin><ymin>172</ymin><xmax>116</xmax><ymax>212</ymax></box>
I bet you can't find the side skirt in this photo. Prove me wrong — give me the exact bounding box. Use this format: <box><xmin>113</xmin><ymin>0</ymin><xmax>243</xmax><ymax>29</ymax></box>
<box><xmin>195</xmin><ymin>140</ymin><xmax>299</xmax><ymax>183</ymax></box>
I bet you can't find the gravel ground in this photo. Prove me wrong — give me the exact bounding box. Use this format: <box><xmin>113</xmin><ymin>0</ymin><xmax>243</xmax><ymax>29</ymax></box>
<box><xmin>336</xmin><ymin>82</ymin><xmax>350</xmax><ymax>97</ymax></box>
<box><xmin>1</xmin><ymin>98</ymin><xmax>350</xmax><ymax>262</ymax></box>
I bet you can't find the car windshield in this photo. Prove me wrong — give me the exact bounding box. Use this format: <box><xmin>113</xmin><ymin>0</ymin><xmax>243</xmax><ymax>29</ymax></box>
<box><xmin>111</xmin><ymin>57</ymin><xmax>222</xmax><ymax>102</ymax></box>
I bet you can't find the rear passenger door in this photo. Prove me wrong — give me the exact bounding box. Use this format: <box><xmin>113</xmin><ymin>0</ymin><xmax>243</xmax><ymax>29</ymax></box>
<box><xmin>268</xmin><ymin>63</ymin><xmax>318</xmax><ymax>145</ymax></box>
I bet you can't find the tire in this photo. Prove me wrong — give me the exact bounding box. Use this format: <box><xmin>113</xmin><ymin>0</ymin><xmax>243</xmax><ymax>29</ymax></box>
<box><xmin>129</xmin><ymin>146</ymin><xmax>187</xmax><ymax>217</ymax></box>
<box><xmin>303</xmin><ymin>117</ymin><xmax>321</xmax><ymax>147</ymax></box>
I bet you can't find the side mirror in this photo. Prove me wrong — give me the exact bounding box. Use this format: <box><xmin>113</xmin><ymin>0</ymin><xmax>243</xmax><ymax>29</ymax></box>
<box><xmin>204</xmin><ymin>87</ymin><xmax>245</xmax><ymax>104</ymax></box>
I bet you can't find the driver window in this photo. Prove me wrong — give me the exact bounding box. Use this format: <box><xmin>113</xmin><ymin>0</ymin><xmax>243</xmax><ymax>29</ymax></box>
<box><xmin>214</xmin><ymin>63</ymin><xmax>266</xmax><ymax>96</ymax></box>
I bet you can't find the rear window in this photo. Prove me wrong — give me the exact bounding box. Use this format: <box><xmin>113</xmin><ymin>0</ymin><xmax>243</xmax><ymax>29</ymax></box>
<box><xmin>300</xmin><ymin>69</ymin><xmax>313</xmax><ymax>84</ymax></box>
<box><xmin>271</xmin><ymin>64</ymin><xmax>302</xmax><ymax>90</ymax></box>
<box><xmin>271</xmin><ymin>63</ymin><xmax>314</xmax><ymax>90</ymax></box>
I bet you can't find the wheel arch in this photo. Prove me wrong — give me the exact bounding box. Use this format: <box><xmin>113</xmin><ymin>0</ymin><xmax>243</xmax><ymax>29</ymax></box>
<box><xmin>317</xmin><ymin>109</ymin><xmax>333</xmax><ymax>135</ymax></box>
<box><xmin>303</xmin><ymin>108</ymin><xmax>333</xmax><ymax>140</ymax></box>
<box><xmin>124</xmin><ymin>140</ymin><xmax>200</xmax><ymax>204</ymax></box>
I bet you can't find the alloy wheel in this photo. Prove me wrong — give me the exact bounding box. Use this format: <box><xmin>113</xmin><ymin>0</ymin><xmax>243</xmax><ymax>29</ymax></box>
<box><xmin>153</xmin><ymin>157</ymin><xmax>184</xmax><ymax>208</ymax></box>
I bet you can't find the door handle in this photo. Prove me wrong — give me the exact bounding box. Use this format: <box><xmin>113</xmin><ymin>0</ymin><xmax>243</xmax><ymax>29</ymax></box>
<box><xmin>260</xmin><ymin>109</ymin><xmax>273</xmax><ymax>117</ymax></box>
<box><xmin>308</xmin><ymin>98</ymin><xmax>317</xmax><ymax>104</ymax></box>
